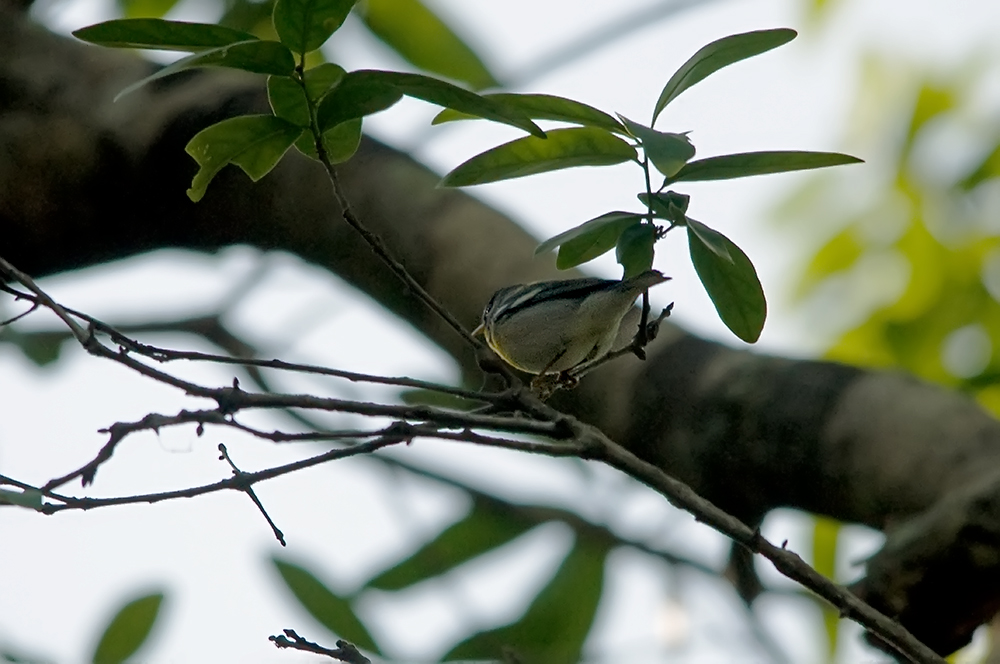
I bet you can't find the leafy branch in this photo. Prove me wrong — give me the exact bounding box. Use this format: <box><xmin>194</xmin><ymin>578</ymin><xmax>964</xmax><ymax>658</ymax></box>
<box><xmin>0</xmin><ymin>3</ymin><xmax>926</xmax><ymax>663</ymax></box>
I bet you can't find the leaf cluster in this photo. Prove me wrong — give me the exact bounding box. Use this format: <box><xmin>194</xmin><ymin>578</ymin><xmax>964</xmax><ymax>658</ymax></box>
<box><xmin>437</xmin><ymin>29</ymin><xmax>859</xmax><ymax>342</ymax></box>
<box><xmin>73</xmin><ymin>11</ymin><xmax>860</xmax><ymax>344</ymax></box>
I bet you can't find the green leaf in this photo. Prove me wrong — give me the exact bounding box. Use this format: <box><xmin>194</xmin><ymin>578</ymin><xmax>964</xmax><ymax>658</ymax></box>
<box><xmin>616</xmin><ymin>223</ymin><xmax>657</xmax><ymax>278</ymax></box>
<box><xmin>315</xmin><ymin>71</ymin><xmax>403</xmax><ymax>129</ymax></box>
<box><xmin>185</xmin><ymin>115</ymin><xmax>303</xmax><ymax>202</ymax></box>
<box><xmin>434</xmin><ymin>93</ymin><xmax>625</xmax><ymax>135</ymax></box>
<box><xmin>73</xmin><ymin>18</ymin><xmax>257</xmax><ymax>51</ymax></box>
<box><xmin>638</xmin><ymin>191</ymin><xmax>689</xmax><ymax>223</ymax></box>
<box><xmin>10</xmin><ymin>330</ymin><xmax>66</xmax><ymax>366</ymax></box>
<box><xmin>368</xmin><ymin>497</ymin><xmax>537</xmax><ymax>591</ymax></box>
<box><xmin>358</xmin><ymin>0</ymin><xmax>499</xmax><ymax>90</ymax></box>
<box><xmin>118</xmin><ymin>0</ymin><xmax>181</xmax><ymax>19</ymax></box>
<box><xmin>294</xmin><ymin>118</ymin><xmax>363</xmax><ymax>163</ymax></box>
<box><xmin>536</xmin><ymin>211</ymin><xmax>644</xmax><ymax>256</ymax></box>
<box><xmin>271</xmin><ymin>557</ymin><xmax>380</xmax><ymax>653</ymax></box>
<box><xmin>667</xmin><ymin>150</ymin><xmax>863</xmax><ymax>184</ymax></box>
<box><xmin>303</xmin><ymin>62</ymin><xmax>347</xmax><ymax>103</ymax></box>
<box><xmin>444</xmin><ymin>539</ymin><xmax>609</xmax><ymax>664</ymax></box>
<box><xmin>653</xmin><ymin>28</ymin><xmax>797</xmax><ymax>123</ymax></box>
<box><xmin>686</xmin><ymin>218</ymin><xmax>732</xmax><ymax>262</ymax></box>
<box><xmin>268</xmin><ymin>75</ymin><xmax>311</xmax><ymax>126</ymax></box>
<box><xmin>0</xmin><ymin>488</ymin><xmax>43</xmax><ymax>510</ymax></box>
<box><xmin>272</xmin><ymin>0</ymin><xmax>358</xmax><ymax>54</ymax></box>
<box><xmin>219</xmin><ymin>0</ymin><xmax>279</xmax><ymax>35</ymax></box>
<box><xmin>316</xmin><ymin>70</ymin><xmax>543</xmax><ymax>137</ymax></box>
<box><xmin>115</xmin><ymin>40</ymin><xmax>296</xmax><ymax>100</ymax></box>
<box><xmin>441</xmin><ymin>127</ymin><xmax>636</xmax><ymax>187</ymax></box>
<box><xmin>91</xmin><ymin>592</ymin><xmax>165</xmax><ymax>664</ymax></box>
<box><xmin>621</xmin><ymin>117</ymin><xmax>695</xmax><ymax>177</ymax></box>
<box><xmin>960</xmin><ymin>141</ymin><xmax>1000</xmax><ymax>190</ymax></box>
<box><xmin>812</xmin><ymin>516</ymin><xmax>842</xmax><ymax>659</ymax></box>
<box><xmin>688</xmin><ymin>226</ymin><xmax>766</xmax><ymax>342</ymax></box>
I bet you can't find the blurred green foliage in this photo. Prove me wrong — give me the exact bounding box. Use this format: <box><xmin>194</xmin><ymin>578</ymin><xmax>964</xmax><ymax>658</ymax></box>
<box><xmin>781</xmin><ymin>54</ymin><xmax>1000</xmax><ymax>410</ymax></box>
<box><xmin>785</xmin><ymin>51</ymin><xmax>1000</xmax><ymax>663</ymax></box>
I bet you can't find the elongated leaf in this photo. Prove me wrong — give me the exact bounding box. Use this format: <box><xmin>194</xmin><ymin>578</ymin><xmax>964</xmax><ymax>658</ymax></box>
<box><xmin>294</xmin><ymin>118</ymin><xmax>363</xmax><ymax>163</ymax></box>
<box><xmin>303</xmin><ymin>62</ymin><xmax>347</xmax><ymax>103</ymax></box>
<box><xmin>268</xmin><ymin>75</ymin><xmax>311</xmax><ymax>126</ymax></box>
<box><xmin>74</xmin><ymin>18</ymin><xmax>257</xmax><ymax>51</ymax></box>
<box><xmin>813</xmin><ymin>516</ymin><xmax>842</xmax><ymax>658</ymax></box>
<box><xmin>272</xmin><ymin>557</ymin><xmax>380</xmax><ymax>653</ymax></box>
<box><xmin>317</xmin><ymin>70</ymin><xmax>542</xmax><ymax>136</ymax></box>
<box><xmin>185</xmin><ymin>115</ymin><xmax>303</xmax><ymax>201</ymax></box>
<box><xmin>273</xmin><ymin>0</ymin><xmax>358</xmax><ymax>54</ymax></box>
<box><xmin>118</xmin><ymin>0</ymin><xmax>181</xmax><ymax>19</ymax></box>
<box><xmin>616</xmin><ymin>223</ymin><xmax>657</xmax><ymax>278</ymax></box>
<box><xmin>115</xmin><ymin>40</ymin><xmax>296</xmax><ymax>100</ymax></box>
<box><xmin>621</xmin><ymin>117</ymin><xmax>694</xmax><ymax>177</ymax></box>
<box><xmin>322</xmin><ymin>119</ymin><xmax>364</xmax><ymax>163</ymax></box>
<box><xmin>315</xmin><ymin>71</ymin><xmax>403</xmax><ymax>129</ymax></box>
<box><xmin>536</xmin><ymin>211</ymin><xmax>644</xmax><ymax>255</ymax></box>
<box><xmin>441</xmin><ymin>127</ymin><xmax>636</xmax><ymax>187</ymax></box>
<box><xmin>444</xmin><ymin>539</ymin><xmax>609</xmax><ymax>664</ymax></box>
<box><xmin>667</xmin><ymin>150</ymin><xmax>863</xmax><ymax>184</ymax></box>
<box><xmin>554</xmin><ymin>214</ymin><xmax>645</xmax><ymax>269</ymax></box>
<box><xmin>219</xmin><ymin>0</ymin><xmax>277</xmax><ymax>34</ymax></box>
<box><xmin>435</xmin><ymin>93</ymin><xmax>625</xmax><ymax>135</ymax></box>
<box><xmin>688</xmin><ymin>226</ymin><xmax>766</xmax><ymax>342</ymax></box>
<box><xmin>368</xmin><ymin>497</ymin><xmax>537</xmax><ymax>591</ymax></box>
<box><xmin>687</xmin><ymin>218</ymin><xmax>732</xmax><ymax>262</ymax></box>
<box><xmin>7</xmin><ymin>330</ymin><xmax>66</xmax><ymax>366</ymax></box>
<box><xmin>653</xmin><ymin>28</ymin><xmax>797</xmax><ymax>123</ymax></box>
<box><xmin>638</xmin><ymin>191</ymin><xmax>689</xmax><ymax>223</ymax></box>
<box><xmin>359</xmin><ymin>0</ymin><xmax>499</xmax><ymax>90</ymax></box>
<box><xmin>91</xmin><ymin>592</ymin><xmax>165</xmax><ymax>664</ymax></box>
<box><xmin>960</xmin><ymin>141</ymin><xmax>1000</xmax><ymax>190</ymax></box>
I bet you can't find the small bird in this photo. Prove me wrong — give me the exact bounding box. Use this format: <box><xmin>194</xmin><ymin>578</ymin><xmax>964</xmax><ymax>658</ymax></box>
<box><xmin>473</xmin><ymin>269</ymin><xmax>670</xmax><ymax>375</ymax></box>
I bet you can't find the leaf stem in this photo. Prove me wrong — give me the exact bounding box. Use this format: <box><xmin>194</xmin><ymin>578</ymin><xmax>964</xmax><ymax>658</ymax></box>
<box><xmin>295</xmin><ymin>69</ymin><xmax>484</xmax><ymax>354</ymax></box>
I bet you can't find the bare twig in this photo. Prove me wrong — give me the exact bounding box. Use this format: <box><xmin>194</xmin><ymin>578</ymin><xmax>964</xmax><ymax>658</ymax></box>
<box><xmin>43</xmin><ymin>409</ymin><xmax>229</xmax><ymax>491</ymax></box>
<box><xmin>0</xmin><ymin>256</ymin><xmax>89</xmax><ymax>343</ymax></box>
<box><xmin>0</xmin><ymin>256</ymin><xmax>945</xmax><ymax>662</ymax></box>
<box><xmin>270</xmin><ymin>629</ymin><xmax>370</xmax><ymax>663</ymax></box>
<box><xmin>0</xmin><ymin>298</ymin><xmax>39</xmax><ymax>325</ymax></box>
<box><xmin>38</xmin><ymin>434</ymin><xmax>408</xmax><ymax>514</ymax></box>
<box><xmin>219</xmin><ymin>443</ymin><xmax>286</xmax><ymax>546</ymax></box>
<box><xmin>0</xmin><ymin>286</ymin><xmax>490</xmax><ymax>403</ymax></box>
<box><xmin>582</xmin><ymin>423</ymin><xmax>944</xmax><ymax>664</ymax></box>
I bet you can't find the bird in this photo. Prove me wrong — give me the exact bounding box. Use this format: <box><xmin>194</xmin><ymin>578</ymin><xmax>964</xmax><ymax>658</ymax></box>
<box><xmin>473</xmin><ymin>269</ymin><xmax>670</xmax><ymax>376</ymax></box>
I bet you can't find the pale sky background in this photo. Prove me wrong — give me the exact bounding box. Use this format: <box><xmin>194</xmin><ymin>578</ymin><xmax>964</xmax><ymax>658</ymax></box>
<box><xmin>3</xmin><ymin>0</ymin><xmax>1000</xmax><ymax>662</ymax></box>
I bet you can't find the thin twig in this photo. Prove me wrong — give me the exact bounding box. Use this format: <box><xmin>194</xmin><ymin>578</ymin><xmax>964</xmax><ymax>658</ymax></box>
<box><xmin>0</xmin><ymin>257</ymin><xmax>89</xmax><ymax>343</ymax></box>
<box><xmin>0</xmin><ymin>299</ymin><xmax>39</xmax><ymax>326</ymax></box>
<box><xmin>0</xmin><ymin>257</ymin><xmax>944</xmax><ymax>661</ymax></box>
<box><xmin>584</xmin><ymin>423</ymin><xmax>944</xmax><ymax>664</ymax></box>
<box><xmin>296</xmin><ymin>68</ymin><xmax>486</xmax><ymax>357</ymax></box>
<box><xmin>219</xmin><ymin>443</ymin><xmax>286</xmax><ymax>546</ymax></box>
<box><xmin>323</xmin><ymin>163</ymin><xmax>479</xmax><ymax>349</ymax></box>
<box><xmin>0</xmin><ymin>286</ymin><xmax>491</xmax><ymax>403</ymax></box>
<box><xmin>270</xmin><ymin>629</ymin><xmax>370</xmax><ymax>663</ymax></box>
<box><xmin>39</xmin><ymin>435</ymin><xmax>408</xmax><ymax>514</ymax></box>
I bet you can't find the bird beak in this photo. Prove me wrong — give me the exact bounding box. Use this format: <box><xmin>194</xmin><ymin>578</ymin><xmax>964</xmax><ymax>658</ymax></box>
<box><xmin>472</xmin><ymin>323</ymin><xmax>485</xmax><ymax>337</ymax></box>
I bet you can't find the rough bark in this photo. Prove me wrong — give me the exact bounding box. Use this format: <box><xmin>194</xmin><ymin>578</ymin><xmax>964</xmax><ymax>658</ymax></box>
<box><xmin>2</xmin><ymin>2</ymin><xmax>998</xmax><ymax>654</ymax></box>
